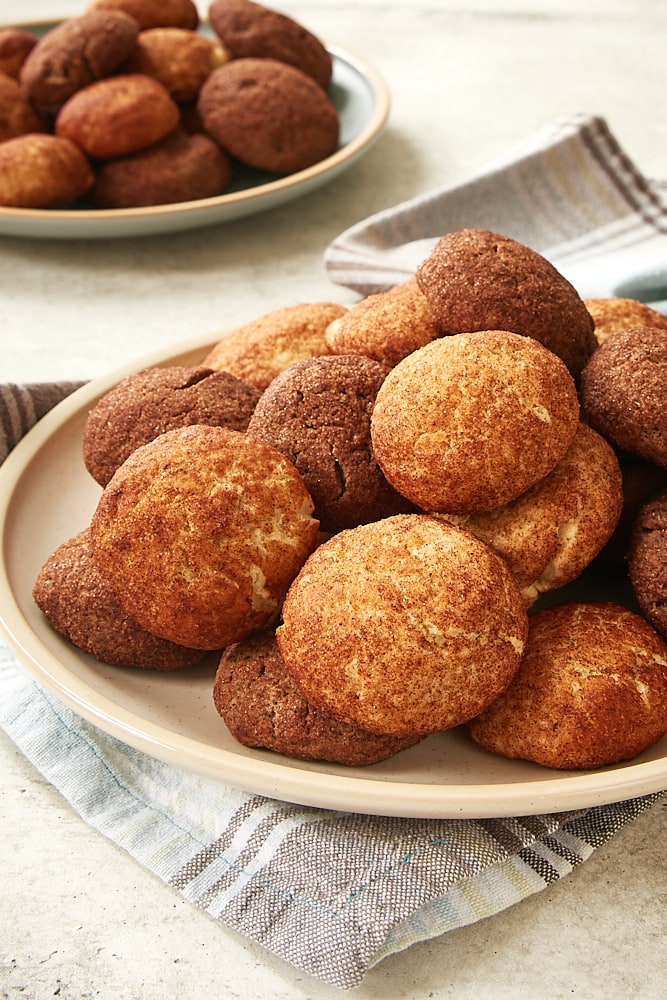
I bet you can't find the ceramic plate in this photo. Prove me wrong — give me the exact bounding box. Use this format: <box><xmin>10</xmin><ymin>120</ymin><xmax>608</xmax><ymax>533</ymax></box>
<box><xmin>1</xmin><ymin>334</ymin><xmax>666</xmax><ymax>818</ymax></box>
<box><xmin>0</xmin><ymin>21</ymin><xmax>389</xmax><ymax>239</ymax></box>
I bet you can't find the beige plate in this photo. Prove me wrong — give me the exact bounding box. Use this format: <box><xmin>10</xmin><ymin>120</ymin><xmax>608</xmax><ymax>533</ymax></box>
<box><xmin>1</xmin><ymin>333</ymin><xmax>666</xmax><ymax>818</ymax></box>
<box><xmin>0</xmin><ymin>22</ymin><xmax>389</xmax><ymax>240</ymax></box>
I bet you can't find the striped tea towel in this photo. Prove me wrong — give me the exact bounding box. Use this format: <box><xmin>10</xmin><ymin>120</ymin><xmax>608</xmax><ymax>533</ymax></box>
<box><xmin>324</xmin><ymin>112</ymin><xmax>667</xmax><ymax>312</ymax></box>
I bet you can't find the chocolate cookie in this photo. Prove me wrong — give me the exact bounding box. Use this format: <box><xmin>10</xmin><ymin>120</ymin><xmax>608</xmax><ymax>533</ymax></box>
<box><xmin>247</xmin><ymin>355</ymin><xmax>415</xmax><ymax>532</ymax></box>
<box><xmin>628</xmin><ymin>488</ymin><xmax>667</xmax><ymax>640</ymax></box>
<box><xmin>197</xmin><ymin>57</ymin><xmax>339</xmax><ymax>174</ymax></box>
<box><xmin>208</xmin><ymin>0</ymin><xmax>332</xmax><ymax>90</ymax></box>
<box><xmin>214</xmin><ymin>630</ymin><xmax>422</xmax><ymax>765</ymax></box>
<box><xmin>579</xmin><ymin>326</ymin><xmax>667</xmax><ymax>469</ymax></box>
<box><xmin>585</xmin><ymin>296</ymin><xmax>667</xmax><ymax>346</ymax></box>
<box><xmin>370</xmin><ymin>330</ymin><xmax>580</xmax><ymax>514</ymax></box>
<box><xmin>33</xmin><ymin>529</ymin><xmax>206</xmax><ymax>670</ymax></box>
<box><xmin>277</xmin><ymin>514</ymin><xmax>528</xmax><ymax>738</ymax></box>
<box><xmin>83</xmin><ymin>365</ymin><xmax>260</xmax><ymax>486</ymax></box>
<box><xmin>416</xmin><ymin>228</ymin><xmax>597</xmax><ymax>377</ymax></box>
<box><xmin>469</xmin><ymin>602</ymin><xmax>667</xmax><ymax>769</ymax></box>
<box><xmin>203</xmin><ymin>302</ymin><xmax>346</xmax><ymax>391</ymax></box>
<box><xmin>90</xmin><ymin>425</ymin><xmax>319</xmax><ymax>650</ymax></box>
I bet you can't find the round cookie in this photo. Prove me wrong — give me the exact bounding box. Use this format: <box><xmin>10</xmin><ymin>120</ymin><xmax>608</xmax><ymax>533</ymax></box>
<box><xmin>627</xmin><ymin>488</ymin><xmax>667</xmax><ymax>640</ymax></box>
<box><xmin>56</xmin><ymin>74</ymin><xmax>180</xmax><ymax>160</ymax></box>
<box><xmin>0</xmin><ymin>133</ymin><xmax>94</xmax><ymax>208</ymax></box>
<box><xmin>469</xmin><ymin>602</ymin><xmax>667</xmax><ymax>769</ymax></box>
<box><xmin>370</xmin><ymin>330</ymin><xmax>580</xmax><ymax>513</ymax></box>
<box><xmin>579</xmin><ymin>326</ymin><xmax>667</xmax><ymax>469</ymax></box>
<box><xmin>247</xmin><ymin>355</ymin><xmax>415</xmax><ymax>532</ymax></box>
<box><xmin>90</xmin><ymin>424</ymin><xmax>319</xmax><ymax>650</ymax></box>
<box><xmin>597</xmin><ymin>452</ymin><xmax>667</xmax><ymax>566</ymax></box>
<box><xmin>277</xmin><ymin>514</ymin><xmax>528</xmax><ymax>738</ymax></box>
<box><xmin>83</xmin><ymin>365</ymin><xmax>260</xmax><ymax>486</ymax></box>
<box><xmin>122</xmin><ymin>27</ymin><xmax>229</xmax><ymax>103</ymax></box>
<box><xmin>585</xmin><ymin>296</ymin><xmax>667</xmax><ymax>346</ymax></box>
<box><xmin>0</xmin><ymin>28</ymin><xmax>38</xmax><ymax>79</ymax></box>
<box><xmin>324</xmin><ymin>277</ymin><xmax>443</xmax><ymax>369</ymax></box>
<box><xmin>437</xmin><ymin>422</ymin><xmax>623</xmax><ymax>606</ymax></box>
<box><xmin>213</xmin><ymin>630</ymin><xmax>423</xmax><ymax>765</ymax></box>
<box><xmin>91</xmin><ymin>129</ymin><xmax>233</xmax><ymax>208</ymax></box>
<box><xmin>208</xmin><ymin>0</ymin><xmax>332</xmax><ymax>90</ymax></box>
<box><xmin>197</xmin><ymin>57</ymin><xmax>339</xmax><ymax>175</ymax></box>
<box><xmin>89</xmin><ymin>0</ymin><xmax>199</xmax><ymax>30</ymax></box>
<box><xmin>0</xmin><ymin>72</ymin><xmax>46</xmax><ymax>142</ymax></box>
<box><xmin>203</xmin><ymin>302</ymin><xmax>346</xmax><ymax>391</ymax></box>
<box><xmin>33</xmin><ymin>529</ymin><xmax>206</xmax><ymax>670</ymax></box>
<box><xmin>20</xmin><ymin>9</ymin><xmax>140</xmax><ymax>116</ymax></box>
<box><xmin>416</xmin><ymin>228</ymin><xmax>597</xmax><ymax>378</ymax></box>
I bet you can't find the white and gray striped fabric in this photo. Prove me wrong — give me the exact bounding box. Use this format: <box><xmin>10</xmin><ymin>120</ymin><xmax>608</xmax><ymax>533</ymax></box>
<box><xmin>1</xmin><ymin>111</ymin><xmax>666</xmax><ymax>990</ymax></box>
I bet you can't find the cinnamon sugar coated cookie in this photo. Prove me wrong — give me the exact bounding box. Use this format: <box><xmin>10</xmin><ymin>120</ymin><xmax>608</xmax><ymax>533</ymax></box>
<box><xmin>203</xmin><ymin>302</ymin><xmax>346</xmax><ymax>390</ymax></box>
<box><xmin>437</xmin><ymin>423</ymin><xmax>623</xmax><ymax>606</ymax></box>
<box><xmin>0</xmin><ymin>73</ymin><xmax>46</xmax><ymax>142</ymax></box>
<box><xmin>370</xmin><ymin>330</ymin><xmax>580</xmax><ymax>513</ymax></box>
<box><xmin>416</xmin><ymin>228</ymin><xmax>597</xmax><ymax>377</ymax></box>
<box><xmin>277</xmin><ymin>514</ymin><xmax>528</xmax><ymax>738</ymax></box>
<box><xmin>90</xmin><ymin>425</ymin><xmax>319</xmax><ymax>649</ymax></box>
<box><xmin>0</xmin><ymin>28</ymin><xmax>38</xmax><ymax>79</ymax></box>
<box><xmin>0</xmin><ymin>133</ymin><xmax>94</xmax><ymax>208</ymax></box>
<box><xmin>33</xmin><ymin>529</ymin><xmax>205</xmax><ymax>670</ymax></box>
<box><xmin>585</xmin><ymin>297</ymin><xmax>667</xmax><ymax>346</ymax></box>
<box><xmin>122</xmin><ymin>27</ymin><xmax>228</xmax><ymax>102</ymax></box>
<box><xmin>83</xmin><ymin>365</ymin><xmax>260</xmax><ymax>486</ymax></box>
<box><xmin>579</xmin><ymin>326</ymin><xmax>667</xmax><ymax>469</ymax></box>
<box><xmin>214</xmin><ymin>631</ymin><xmax>423</xmax><ymax>765</ymax></box>
<box><xmin>469</xmin><ymin>602</ymin><xmax>667</xmax><ymax>769</ymax></box>
<box><xmin>89</xmin><ymin>0</ymin><xmax>199</xmax><ymax>30</ymax></box>
<box><xmin>628</xmin><ymin>489</ymin><xmax>667</xmax><ymax>640</ymax></box>
<box><xmin>247</xmin><ymin>355</ymin><xmax>414</xmax><ymax>532</ymax></box>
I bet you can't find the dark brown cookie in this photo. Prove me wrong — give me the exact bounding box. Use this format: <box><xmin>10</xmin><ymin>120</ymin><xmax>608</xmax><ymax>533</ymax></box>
<box><xmin>214</xmin><ymin>630</ymin><xmax>422</xmax><ymax>765</ymax></box>
<box><xmin>579</xmin><ymin>326</ymin><xmax>667</xmax><ymax>469</ymax></box>
<box><xmin>91</xmin><ymin>129</ymin><xmax>233</xmax><ymax>208</ymax></box>
<box><xmin>416</xmin><ymin>228</ymin><xmax>597</xmax><ymax>378</ymax></box>
<box><xmin>208</xmin><ymin>0</ymin><xmax>332</xmax><ymax>90</ymax></box>
<box><xmin>20</xmin><ymin>9</ymin><xmax>140</xmax><ymax>116</ymax></box>
<box><xmin>247</xmin><ymin>354</ymin><xmax>415</xmax><ymax>532</ymax></box>
<box><xmin>469</xmin><ymin>602</ymin><xmax>667</xmax><ymax>769</ymax></box>
<box><xmin>628</xmin><ymin>488</ymin><xmax>667</xmax><ymax>640</ymax></box>
<box><xmin>83</xmin><ymin>365</ymin><xmax>260</xmax><ymax>486</ymax></box>
<box><xmin>33</xmin><ymin>529</ymin><xmax>206</xmax><ymax>670</ymax></box>
<box><xmin>197</xmin><ymin>57</ymin><xmax>339</xmax><ymax>174</ymax></box>
<box><xmin>89</xmin><ymin>0</ymin><xmax>199</xmax><ymax>30</ymax></box>
<box><xmin>0</xmin><ymin>133</ymin><xmax>94</xmax><ymax>208</ymax></box>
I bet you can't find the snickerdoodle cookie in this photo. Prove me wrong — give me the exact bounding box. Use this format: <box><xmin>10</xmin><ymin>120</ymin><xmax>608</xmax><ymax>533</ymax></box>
<box><xmin>370</xmin><ymin>330</ymin><xmax>580</xmax><ymax>513</ymax></box>
<box><xmin>90</xmin><ymin>425</ymin><xmax>319</xmax><ymax>649</ymax></box>
<box><xmin>277</xmin><ymin>514</ymin><xmax>528</xmax><ymax>738</ymax></box>
<box><xmin>585</xmin><ymin>296</ymin><xmax>667</xmax><ymax>346</ymax></box>
<box><xmin>469</xmin><ymin>602</ymin><xmax>667</xmax><ymax>769</ymax></box>
<box><xmin>416</xmin><ymin>228</ymin><xmax>597</xmax><ymax>377</ymax></box>
<box><xmin>627</xmin><ymin>488</ymin><xmax>667</xmax><ymax>640</ymax></box>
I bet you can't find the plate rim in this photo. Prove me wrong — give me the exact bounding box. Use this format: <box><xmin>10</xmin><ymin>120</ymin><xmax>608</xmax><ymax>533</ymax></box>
<box><xmin>0</xmin><ymin>21</ymin><xmax>390</xmax><ymax>235</ymax></box>
<box><xmin>1</xmin><ymin>332</ymin><xmax>666</xmax><ymax>819</ymax></box>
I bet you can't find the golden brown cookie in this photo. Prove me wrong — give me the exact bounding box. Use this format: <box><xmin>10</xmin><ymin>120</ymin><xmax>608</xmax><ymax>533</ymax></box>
<box><xmin>83</xmin><ymin>365</ymin><xmax>261</xmax><ymax>486</ymax></box>
<box><xmin>370</xmin><ymin>330</ymin><xmax>580</xmax><ymax>513</ymax></box>
<box><xmin>33</xmin><ymin>529</ymin><xmax>206</xmax><ymax>670</ymax></box>
<box><xmin>122</xmin><ymin>27</ymin><xmax>228</xmax><ymax>102</ymax></box>
<box><xmin>585</xmin><ymin>296</ymin><xmax>667</xmax><ymax>346</ymax></box>
<box><xmin>0</xmin><ymin>72</ymin><xmax>46</xmax><ymax>142</ymax></box>
<box><xmin>208</xmin><ymin>0</ymin><xmax>332</xmax><ymax>90</ymax></box>
<box><xmin>214</xmin><ymin>630</ymin><xmax>423</xmax><ymax>765</ymax></box>
<box><xmin>0</xmin><ymin>28</ymin><xmax>38</xmax><ymax>79</ymax></box>
<box><xmin>91</xmin><ymin>129</ymin><xmax>233</xmax><ymax>208</ymax></box>
<box><xmin>197</xmin><ymin>57</ymin><xmax>339</xmax><ymax>174</ymax></box>
<box><xmin>277</xmin><ymin>514</ymin><xmax>528</xmax><ymax>738</ymax></box>
<box><xmin>88</xmin><ymin>0</ymin><xmax>199</xmax><ymax>30</ymax></box>
<box><xmin>469</xmin><ymin>602</ymin><xmax>667</xmax><ymax>769</ymax></box>
<box><xmin>0</xmin><ymin>133</ymin><xmax>94</xmax><ymax>208</ymax></box>
<box><xmin>20</xmin><ymin>9</ymin><xmax>140</xmax><ymax>115</ymax></box>
<box><xmin>55</xmin><ymin>73</ymin><xmax>180</xmax><ymax>159</ymax></box>
<box><xmin>579</xmin><ymin>326</ymin><xmax>667</xmax><ymax>469</ymax></box>
<box><xmin>90</xmin><ymin>424</ymin><xmax>319</xmax><ymax>650</ymax></box>
<box><xmin>437</xmin><ymin>422</ymin><xmax>623</xmax><ymax>606</ymax></box>
<box><xmin>324</xmin><ymin>277</ymin><xmax>443</xmax><ymax>369</ymax></box>
<box><xmin>597</xmin><ymin>452</ymin><xmax>667</xmax><ymax>566</ymax></box>
<box><xmin>416</xmin><ymin>228</ymin><xmax>597</xmax><ymax>377</ymax></box>
<box><xmin>247</xmin><ymin>355</ymin><xmax>415</xmax><ymax>532</ymax></box>
<box><xmin>203</xmin><ymin>302</ymin><xmax>346</xmax><ymax>391</ymax></box>
<box><xmin>627</xmin><ymin>488</ymin><xmax>667</xmax><ymax>641</ymax></box>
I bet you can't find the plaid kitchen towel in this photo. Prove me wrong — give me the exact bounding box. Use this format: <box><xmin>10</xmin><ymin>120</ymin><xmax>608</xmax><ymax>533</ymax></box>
<box><xmin>2</xmin><ymin>111</ymin><xmax>667</xmax><ymax>989</ymax></box>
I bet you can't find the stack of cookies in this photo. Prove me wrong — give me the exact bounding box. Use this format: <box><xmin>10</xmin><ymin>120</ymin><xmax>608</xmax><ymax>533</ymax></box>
<box><xmin>33</xmin><ymin>228</ymin><xmax>667</xmax><ymax>772</ymax></box>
